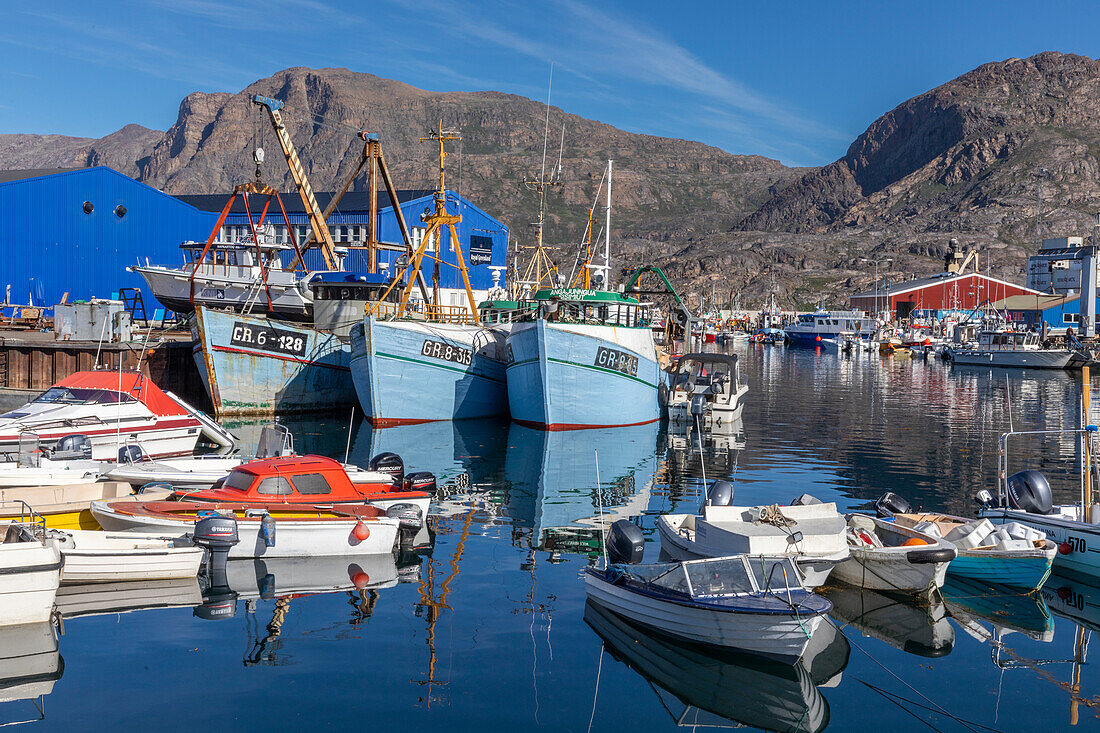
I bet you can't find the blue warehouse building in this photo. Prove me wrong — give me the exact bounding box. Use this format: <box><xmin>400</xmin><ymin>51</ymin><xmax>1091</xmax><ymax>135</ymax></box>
<box><xmin>0</xmin><ymin>166</ymin><xmax>509</xmax><ymax>315</ymax></box>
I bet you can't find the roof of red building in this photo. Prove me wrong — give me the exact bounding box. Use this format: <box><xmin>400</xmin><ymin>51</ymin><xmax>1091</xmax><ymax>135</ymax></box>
<box><xmin>850</xmin><ymin>271</ymin><xmax>1039</xmax><ymax>300</ymax></box>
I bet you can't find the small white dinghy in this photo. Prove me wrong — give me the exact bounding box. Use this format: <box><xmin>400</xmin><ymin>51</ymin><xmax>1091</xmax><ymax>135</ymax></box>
<box><xmin>586</xmin><ymin>521</ymin><xmax>832</xmax><ymax>663</ymax></box>
<box><xmin>0</xmin><ymin>433</ymin><xmax>102</xmax><ymax>488</ymax></box>
<box><xmin>831</xmin><ymin>514</ymin><xmax>956</xmax><ymax>594</ymax></box>
<box><xmin>45</xmin><ymin>528</ymin><xmax>204</xmax><ymax>584</ymax></box>
<box><xmin>657</xmin><ymin>483</ymin><xmax>849</xmax><ymax>588</ymax></box>
<box><xmin>0</xmin><ymin>513</ymin><xmax>61</xmax><ymax>627</ymax></box>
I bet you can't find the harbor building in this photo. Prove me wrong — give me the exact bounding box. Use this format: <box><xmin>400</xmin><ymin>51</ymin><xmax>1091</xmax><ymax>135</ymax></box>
<box><xmin>0</xmin><ymin>166</ymin><xmax>509</xmax><ymax>315</ymax></box>
<box><xmin>849</xmin><ymin>272</ymin><xmax>1039</xmax><ymax>319</ymax></box>
<box><xmin>992</xmin><ymin>292</ymin><xmax>1100</xmax><ymax>330</ymax></box>
<box><xmin>1026</xmin><ymin>237</ymin><xmax>1090</xmax><ymax>294</ymax></box>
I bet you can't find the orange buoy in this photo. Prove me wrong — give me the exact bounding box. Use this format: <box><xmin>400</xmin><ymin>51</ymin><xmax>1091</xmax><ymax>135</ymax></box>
<box><xmin>901</xmin><ymin>537</ymin><xmax>931</xmax><ymax>546</ymax></box>
<box><xmin>352</xmin><ymin>521</ymin><xmax>370</xmax><ymax>541</ymax></box>
<box><xmin>351</xmin><ymin>572</ymin><xmax>371</xmax><ymax>589</ymax></box>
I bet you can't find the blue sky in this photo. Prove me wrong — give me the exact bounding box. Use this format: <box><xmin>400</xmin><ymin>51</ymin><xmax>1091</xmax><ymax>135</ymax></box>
<box><xmin>1</xmin><ymin>0</ymin><xmax>1097</xmax><ymax>166</ymax></box>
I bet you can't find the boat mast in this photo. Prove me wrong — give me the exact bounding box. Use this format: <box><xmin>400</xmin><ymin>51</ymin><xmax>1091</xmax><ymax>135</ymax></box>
<box><xmin>603</xmin><ymin>160</ymin><xmax>613</xmax><ymax>290</ymax></box>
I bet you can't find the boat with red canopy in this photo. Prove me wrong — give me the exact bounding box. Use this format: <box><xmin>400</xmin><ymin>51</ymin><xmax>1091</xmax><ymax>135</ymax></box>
<box><xmin>0</xmin><ymin>370</ymin><xmax>236</xmax><ymax>461</ymax></box>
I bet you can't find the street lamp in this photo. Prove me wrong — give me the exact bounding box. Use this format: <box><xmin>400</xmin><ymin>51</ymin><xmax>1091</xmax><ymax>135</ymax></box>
<box><xmin>860</xmin><ymin>257</ymin><xmax>893</xmax><ymax>319</ymax></box>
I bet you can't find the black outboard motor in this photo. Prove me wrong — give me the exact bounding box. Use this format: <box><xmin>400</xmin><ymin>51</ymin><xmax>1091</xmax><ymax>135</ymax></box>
<box><xmin>404</xmin><ymin>471</ymin><xmax>437</xmax><ymax>495</ymax></box>
<box><xmin>1006</xmin><ymin>470</ymin><xmax>1053</xmax><ymax>514</ymax></box>
<box><xmin>705</xmin><ymin>480</ymin><xmax>735</xmax><ymax>507</ymax></box>
<box><xmin>193</xmin><ymin>514</ymin><xmax>240</xmax><ymax>588</ymax></box>
<box><xmin>387</xmin><ymin>502</ymin><xmax>424</xmax><ymax>534</ymax></box>
<box><xmin>54</xmin><ymin>434</ymin><xmax>91</xmax><ymax>459</ymax></box>
<box><xmin>118</xmin><ymin>444</ymin><xmax>144</xmax><ymax>464</ymax></box>
<box><xmin>606</xmin><ymin>519</ymin><xmax>644</xmax><ymax>565</ymax></box>
<box><xmin>369</xmin><ymin>452</ymin><xmax>404</xmax><ymax>484</ymax></box>
<box><xmin>875</xmin><ymin>492</ymin><xmax>912</xmax><ymax>518</ymax></box>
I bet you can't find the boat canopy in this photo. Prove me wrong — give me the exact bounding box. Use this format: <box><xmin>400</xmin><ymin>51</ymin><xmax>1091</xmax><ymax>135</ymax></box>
<box><xmin>672</xmin><ymin>353</ymin><xmax>740</xmax><ymax>387</ymax></box>
<box><xmin>619</xmin><ymin>556</ymin><xmax>803</xmax><ymax>599</ymax></box>
<box><xmin>53</xmin><ymin>371</ymin><xmax>186</xmax><ymax>418</ymax></box>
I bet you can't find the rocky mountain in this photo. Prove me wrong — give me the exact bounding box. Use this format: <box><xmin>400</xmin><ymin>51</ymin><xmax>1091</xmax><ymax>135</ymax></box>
<box><xmin>8</xmin><ymin>54</ymin><xmax>1100</xmax><ymax>310</ymax></box>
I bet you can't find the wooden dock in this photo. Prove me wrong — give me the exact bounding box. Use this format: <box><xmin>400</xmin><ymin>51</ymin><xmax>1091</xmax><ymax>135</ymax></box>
<box><xmin>0</xmin><ymin>330</ymin><xmax>210</xmax><ymax>409</ymax></box>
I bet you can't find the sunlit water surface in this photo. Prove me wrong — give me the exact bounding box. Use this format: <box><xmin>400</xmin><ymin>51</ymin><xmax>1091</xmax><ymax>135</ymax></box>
<box><xmin>4</xmin><ymin>345</ymin><xmax>1099</xmax><ymax>731</ymax></box>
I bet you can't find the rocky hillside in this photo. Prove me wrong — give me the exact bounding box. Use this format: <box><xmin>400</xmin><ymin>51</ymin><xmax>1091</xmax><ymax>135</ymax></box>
<box><xmin>9</xmin><ymin>54</ymin><xmax>1100</xmax><ymax>310</ymax></box>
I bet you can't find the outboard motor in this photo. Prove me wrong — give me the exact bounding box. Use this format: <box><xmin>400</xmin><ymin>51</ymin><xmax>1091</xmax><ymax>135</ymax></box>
<box><xmin>606</xmin><ymin>519</ymin><xmax>644</xmax><ymax>565</ymax></box>
<box><xmin>118</xmin><ymin>444</ymin><xmax>144</xmax><ymax>464</ymax></box>
<box><xmin>386</xmin><ymin>502</ymin><xmax>424</xmax><ymax>533</ymax></box>
<box><xmin>403</xmin><ymin>471</ymin><xmax>437</xmax><ymax>495</ymax></box>
<box><xmin>54</xmin><ymin>434</ymin><xmax>91</xmax><ymax>459</ymax></box>
<box><xmin>1006</xmin><ymin>470</ymin><xmax>1053</xmax><ymax>515</ymax></box>
<box><xmin>690</xmin><ymin>393</ymin><xmax>708</xmax><ymax>417</ymax></box>
<box><xmin>369</xmin><ymin>452</ymin><xmax>404</xmax><ymax>484</ymax></box>
<box><xmin>791</xmin><ymin>494</ymin><xmax>823</xmax><ymax>506</ymax></box>
<box><xmin>193</xmin><ymin>513</ymin><xmax>240</xmax><ymax>588</ymax></box>
<box><xmin>875</xmin><ymin>492</ymin><xmax>912</xmax><ymax>518</ymax></box>
<box><xmin>704</xmin><ymin>479</ymin><xmax>735</xmax><ymax>507</ymax></box>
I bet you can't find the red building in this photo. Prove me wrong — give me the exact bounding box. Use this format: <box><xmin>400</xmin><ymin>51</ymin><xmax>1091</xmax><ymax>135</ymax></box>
<box><xmin>849</xmin><ymin>272</ymin><xmax>1039</xmax><ymax>318</ymax></box>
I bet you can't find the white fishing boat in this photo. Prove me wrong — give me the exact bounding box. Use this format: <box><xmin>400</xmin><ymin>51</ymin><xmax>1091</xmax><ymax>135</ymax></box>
<box><xmin>945</xmin><ymin>327</ymin><xmax>1078</xmax><ymax>369</ymax></box>
<box><xmin>89</xmin><ymin>500</ymin><xmax>401</xmax><ymax>559</ymax></box>
<box><xmin>586</xmin><ymin>523</ymin><xmax>832</xmax><ymax>662</ymax></box>
<box><xmin>830</xmin><ymin>514</ymin><xmax>955</xmax><ymax>594</ymax></box>
<box><xmin>656</xmin><ymin>486</ymin><xmax>849</xmax><ymax>588</ymax></box>
<box><xmin>666</xmin><ymin>353</ymin><xmax>749</xmax><ymax>430</ymax></box>
<box><xmin>0</xmin><ymin>517</ymin><xmax>61</xmax><ymax>626</ymax></box>
<box><xmin>45</xmin><ymin>528</ymin><xmax>204</xmax><ymax>584</ymax></box>
<box><xmin>0</xmin><ymin>371</ymin><xmax>236</xmax><ymax>461</ymax></box>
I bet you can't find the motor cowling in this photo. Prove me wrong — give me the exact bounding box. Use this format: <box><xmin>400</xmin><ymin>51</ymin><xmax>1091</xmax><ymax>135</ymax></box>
<box><xmin>403</xmin><ymin>471</ymin><xmax>437</xmax><ymax>495</ymax></box>
<box><xmin>705</xmin><ymin>480</ymin><xmax>735</xmax><ymax>507</ymax></box>
<box><xmin>791</xmin><ymin>494</ymin><xmax>823</xmax><ymax>506</ymax></box>
<box><xmin>606</xmin><ymin>519</ymin><xmax>644</xmax><ymax>565</ymax></box>
<box><xmin>369</xmin><ymin>452</ymin><xmax>404</xmax><ymax>484</ymax></box>
<box><xmin>193</xmin><ymin>513</ymin><xmax>239</xmax><ymax>587</ymax></box>
<box><xmin>1006</xmin><ymin>470</ymin><xmax>1053</xmax><ymax>515</ymax></box>
<box><xmin>118</xmin><ymin>444</ymin><xmax>144</xmax><ymax>464</ymax></box>
<box><xmin>875</xmin><ymin>492</ymin><xmax>911</xmax><ymax>518</ymax></box>
<box><xmin>386</xmin><ymin>502</ymin><xmax>424</xmax><ymax>533</ymax></box>
<box><xmin>54</xmin><ymin>434</ymin><xmax>91</xmax><ymax>459</ymax></box>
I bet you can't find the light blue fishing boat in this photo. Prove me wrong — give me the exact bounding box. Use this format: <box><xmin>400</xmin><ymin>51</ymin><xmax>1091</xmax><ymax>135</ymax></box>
<box><xmin>349</xmin><ymin>316</ymin><xmax>509</xmax><ymax>426</ymax></box>
<box><xmin>505</xmin><ymin>288</ymin><xmax>663</xmax><ymax>430</ymax></box>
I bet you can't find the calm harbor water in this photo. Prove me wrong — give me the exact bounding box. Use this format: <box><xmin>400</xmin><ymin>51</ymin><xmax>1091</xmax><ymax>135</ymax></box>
<box><xmin>4</xmin><ymin>345</ymin><xmax>1099</xmax><ymax>731</ymax></box>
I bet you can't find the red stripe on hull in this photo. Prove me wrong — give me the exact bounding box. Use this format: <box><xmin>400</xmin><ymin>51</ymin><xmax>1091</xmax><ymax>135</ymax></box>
<box><xmin>365</xmin><ymin>416</ymin><xmax>443</xmax><ymax>428</ymax></box>
<box><xmin>512</xmin><ymin>417</ymin><xmax>661</xmax><ymax>432</ymax></box>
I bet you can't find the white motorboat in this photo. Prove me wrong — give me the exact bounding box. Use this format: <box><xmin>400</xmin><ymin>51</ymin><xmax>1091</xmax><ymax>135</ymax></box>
<box><xmin>666</xmin><ymin>353</ymin><xmax>749</xmax><ymax>430</ymax></box>
<box><xmin>0</xmin><ymin>519</ymin><xmax>61</xmax><ymax>626</ymax></box>
<box><xmin>978</xmin><ymin>426</ymin><xmax>1100</xmax><ymax>579</ymax></box>
<box><xmin>45</xmin><ymin>528</ymin><xmax>204</xmax><ymax>584</ymax></box>
<box><xmin>830</xmin><ymin>514</ymin><xmax>955</xmax><ymax>594</ymax></box>
<box><xmin>586</xmin><ymin>524</ymin><xmax>831</xmax><ymax>662</ymax></box>
<box><xmin>0</xmin><ymin>435</ymin><xmax>103</xmax><ymax>488</ymax></box>
<box><xmin>0</xmin><ymin>370</ymin><xmax>237</xmax><ymax>461</ymax></box>
<box><xmin>656</xmin><ymin>486</ymin><xmax>849</xmax><ymax>588</ymax></box>
<box><xmin>89</xmin><ymin>500</ymin><xmax>401</xmax><ymax>559</ymax></box>
<box><xmin>945</xmin><ymin>327</ymin><xmax>1078</xmax><ymax>369</ymax></box>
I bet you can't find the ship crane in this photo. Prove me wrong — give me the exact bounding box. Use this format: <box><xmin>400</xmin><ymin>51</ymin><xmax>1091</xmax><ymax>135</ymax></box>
<box><xmin>251</xmin><ymin>95</ymin><xmax>340</xmax><ymax>271</ymax></box>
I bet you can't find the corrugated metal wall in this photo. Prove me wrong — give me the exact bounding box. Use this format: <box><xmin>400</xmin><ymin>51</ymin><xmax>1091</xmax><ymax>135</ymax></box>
<box><xmin>0</xmin><ymin>167</ymin><xmax>218</xmax><ymax>313</ymax></box>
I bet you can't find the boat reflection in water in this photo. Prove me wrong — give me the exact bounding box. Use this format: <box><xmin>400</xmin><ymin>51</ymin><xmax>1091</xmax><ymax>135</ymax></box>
<box><xmin>503</xmin><ymin>421</ymin><xmax>660</xmax><ymax>553</ymax></box>
<box><xmin>823</xmin><ymin>586</ymin><xmax>954</xmax><ymax>657</ymax></box>
<box><xmin>943</xmin><ymin>577</ymin><xmax>1054</xmax><ymax>642</ymax></box>
<box><xmin>585</xmin><ymin>599</ymin><xmax>847</xmax><ymax>732</ymax></box>
<box><xmin>55</xmin><ymin>579</ymin><xmax>202</xmax><ymax>620</ymax></box>
<box><xmin>0</xmin><ymin>622</ymin><xmax>63</xmax><ymax>724</ymax></box>
<box><xmin>666</xmin><ymin>416</ymin><xmax>746</xmax><ymax>480</ymax></box>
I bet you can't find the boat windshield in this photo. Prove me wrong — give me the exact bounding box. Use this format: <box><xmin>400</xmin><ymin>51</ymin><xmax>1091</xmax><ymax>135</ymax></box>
<box><xmin>34</xmin><ymin>388</ymin><xmax>136</xmax><ymax>405</ymax></box>
<box><xmin>222</xmin><ymin>470</ymin><xmax>255</xmax><ymax>492</ymax></box>
<box><xmin>745</xmin><ymin>556</ymin><xmax>802</xmax><ymax>592</ymax></box>
<box><xmin>685</xmin><ymin>557</ymin><xmax>755</xmax><ymax>597</ymax></box>
<box><xmin>626</xmin><ymin>563</ymin><xmax>692</xmax><ymax>595</ymax></box>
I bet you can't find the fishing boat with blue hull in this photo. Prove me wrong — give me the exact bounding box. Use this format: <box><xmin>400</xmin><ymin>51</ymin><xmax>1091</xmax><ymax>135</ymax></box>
<box><xmin>505</xmin><ymin>288</ymin><xmax>662</xmax><ymax>430</ymax></box>
<box><xmin>349</xmin><ymin>316</ymin><xmax>509</xmax><ymax>426</ymax></box>
<box><xmin>192</xmin><ymin>272</ymin><xmax>395</xmax><ymax>417</ymax></box>
<box><xmin>784</xmin><ymin>311</ymin><xmax>876</xmax><ymax>347</ymax></box>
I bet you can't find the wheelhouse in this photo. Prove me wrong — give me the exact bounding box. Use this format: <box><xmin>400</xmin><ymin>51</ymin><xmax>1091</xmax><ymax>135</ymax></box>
<box><xmin>670</xmin><ymin>353</ymin><xmax>741</xmax><ymax>399</ymax></box>
<box><xmin>520</xmin><ymin>288</ymin><xmax>651</xmax><ymax>328</ymax></box>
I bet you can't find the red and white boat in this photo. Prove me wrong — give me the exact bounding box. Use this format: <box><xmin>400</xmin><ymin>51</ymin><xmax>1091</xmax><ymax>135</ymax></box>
<box><xmin>0</xmin><ymin>371</ymin><xmax>236</xmax><ymax>461</ymax></box>
<box><xmin>172</xmin><ymin>454</ymin><xmax>434</xmax><ymax>522</ymax></box>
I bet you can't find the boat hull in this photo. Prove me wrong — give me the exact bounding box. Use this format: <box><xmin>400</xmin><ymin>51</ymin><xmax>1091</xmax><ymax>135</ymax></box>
<box><xmin>350</xmin><ymin>317</ymin><xmax>508</xmax><ymax>425</ymax></box>
<box><xmin>193</xmin><ymin>307</ymin><xmax>354</xmax><ymax>417</ymax></box>
<box><xmin>982</xmin><ymin>507</ymin><xmax>1097</xmax><ymax>578</ymax></box>
<box><xmin>89</xmin><ymin>502</ymin><xmax>400</xmax><ymax>559</ymax></box>
<box><xmin>134</xmin><ymin>265</ymin><xmax>313</xmax><ymax>321</ymax></box>
<box><xmin>56</xmin><ymin>530</ymin><xmax>204</xmax><ymax>584</ymax></box>
<box><xmin>0</xmin><ymin>541</ymin><xmax>60</xmax><ymax>627</ymax></box>
<box><xmin>947</xmin><ymin>348</ymin><xmax>1074</xmax><ymax>369</ymax></box>
<box><xmin>506</xmin><ymin>320</ymin><xmax>661</xmax><ymax>430</ymax></box>
<box><xmin>584</xmin><ymin>571</ymin><xmax>824</xmax><ymax>662</ymax></box>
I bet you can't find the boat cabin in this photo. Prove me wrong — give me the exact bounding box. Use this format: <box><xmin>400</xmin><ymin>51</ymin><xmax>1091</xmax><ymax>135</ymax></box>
<box><xmin>976</xmin><ymin>329</ymin><xmax>1040</xmax><ymax>351</ymax></box>
<box><xmin>521</xmin><ymin>288</ymin><xmax>651</xmax><ymax>328</ymax></box>
<box><xmin>178</xmin><ymin>454</ymin><xmax>417</xmax><ymax>504</ymax></box>
<box><xmin>670</xmin><ymin>353</ymin><xmax>742</xmax><ymax>403</ymax></box>
<box><xmin>309</xmin><ymin>272</ymin><xmax>399</xmax><ymax>337</ymax></box>
<box><xmin>792</xmin><ymin>311</ymin><xmax>875</xmax><ymax>334</ymax></box>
